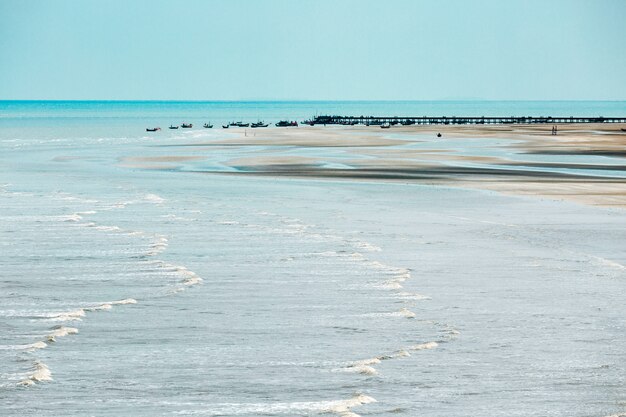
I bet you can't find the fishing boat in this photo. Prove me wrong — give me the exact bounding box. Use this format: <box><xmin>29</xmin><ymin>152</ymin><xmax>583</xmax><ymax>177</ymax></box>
<box><xmin>146</xmin><ymin>127</ymin><xmax>161</xmax><ymax>132</ymax></box>
<box><xmin>169</xmin><ymin>125</ymin><xmax>179</xmax><ymax>129</ymax></box>
<box><xmin>222</xmin><ymin>125</ymin><xmax>229</xmax><ymax>129</ymax></box>
<box><xmin>381</xmin><ymin>123</ymin><xmax>391</xmax><ymax>129</ymax></box>
<box><xmin>181</xmin><ymin>123</ymin><xmax>193</xmax><ymax>128</ymax></box>
<box><xmin>229</xmin><ymin>122</ymin><xmax>250</xmax><ymax>127</ymax></box>
<box><xmin>275</xmin><ymin>120</ymin><xmax>298</xmax><ymax>127</ymax></box>
<box><xmin>203</xmin><ymin>123</ymin><xmax>213</xmax><ymax>128</ymax></box>
<box><xmin>251</xmin><ymin>121</ymin><xmax>269</xmax><ymax>128</ymax></box>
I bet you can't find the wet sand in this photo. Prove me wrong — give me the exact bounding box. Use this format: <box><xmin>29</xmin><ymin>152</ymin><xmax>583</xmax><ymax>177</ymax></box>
<box><xmin>143</xmin><ymin>124</ymin><xmax>626</xmax><ymax>208</ymax></box>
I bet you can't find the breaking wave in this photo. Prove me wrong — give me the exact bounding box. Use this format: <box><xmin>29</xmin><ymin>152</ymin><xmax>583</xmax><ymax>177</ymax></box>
<box><xmin>18</xmin><ymin>361</ymin><xmax>52</xmax><ymax>386</ymax></box>
<box><xmin>172</xmin><ymin>393</ymin><xmax>376</xmax><ymax>417</ymax></box>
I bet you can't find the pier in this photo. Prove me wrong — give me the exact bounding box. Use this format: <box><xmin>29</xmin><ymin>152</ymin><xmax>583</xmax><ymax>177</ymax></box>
<box><xmin>304</xmin><ymin>115</ymin><xmax>626</xmax><ymax>126</ymax></box>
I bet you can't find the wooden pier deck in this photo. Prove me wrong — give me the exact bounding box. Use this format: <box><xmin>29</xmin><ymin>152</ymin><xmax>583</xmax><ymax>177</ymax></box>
<box><xmin>305</xmin><ymin>115</ymin><xmax>626</xmax><ymax>126</ymax></box>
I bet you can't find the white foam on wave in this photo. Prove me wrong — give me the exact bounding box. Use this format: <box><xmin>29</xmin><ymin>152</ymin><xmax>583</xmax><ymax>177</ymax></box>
<box><xmin>362</xmin><ymin>308</ymin><xmax>416</xmax><ymax>319</ymax></box>
<box><xmin>377</xmin><ymin>349</ymin><xmax>412</xmax><ymax>361</ymax></box>
<box><xmin>18</xmin><ymin>361</ymin><xmax>52</xmax><ymax>386</ymax></box>
<box><xmin>46</xmin><ymin>326</ymin><xmax>79</xmax><ymax>342</ymax></box>
<box><xmin>592</xmin><ymin>256</ymin><xmax>625</xmax><ymax>270</ymax></box>
<box><xmin>58</xmin><ymin>213</ymin><xmax>83</xmax><ymax>222</ymax></box>
<box><xmin>1</xmin><ymin>341</ymin><xmax>49</xmax><ymax>351</ymax></box>
<box><xmin>84</xmin><ymin>303</ymin><xmax>112</xmax><ymax>312</ymax></box>
<box><xmin>339</xmin><ymin>348</ymin><xmax>412</xmax><ymax>377</ymax></box>
<box><xmin>183</xmin><ymin>276</ymin><xmax>203</xmax><ymax>286</ymax></box>
<box><xmin>161</xmin><ymin>214</ymin><xmax>196</xmax><ymax>221</ymax></box>
<box><xmin>148</xmin><ymin>235</ymin><xmax>169</xmax><ymax>256</ymax></box>
<box><xmin>339</xmin><ymin>357</ymin><xmax>381</xmax><ymax>376</ymax></box>
<box><xmin>408</xmin><ymin>341</ymin><xmax>438</xmax><ymax>351</ymax></box>
<box><xmin>109</xmin><ymin>298</ymin><xmax>137</xmax><ymax>305</ymax></box>
<box><xmin>93</xmin><ymin>225</ymin><xmax>122</xmax><ymax>232</ymax></box>
<box><xmin>395</xmin><ymin>291</ymin><xmax>431</xmax><ymax>300</ymax></box>
<box><xmin>144</xmin><ymin>193</ymin><xmax>165</xmax><ymax>204</ymax></box>
<box><xmin>172</xmin><ymin>394</ymin><xmax>376</xmax><ymax>417</ymax></box>
<box><xmin>158</xmin><ymin>262</ymin><xmax>203</xmax><ymax>292</ymax></box>
<box><xmin>325</xmin><ymin>394</ymin><xmax>377</xmax><ymax>417</ymax></box>
<box><xmin>351</xmin><ymin>240</ymin><xmax>382</xmax><ymax>252</ymax></box>
<box><xmin>340</xmin><ymin>364</ymin><xmax>379</xmax><ymax>376</ymax></box>
<box><xmin>43</xmin><ymin>308</ymin><xmax>86</xmax><ymax>322</ymax></box>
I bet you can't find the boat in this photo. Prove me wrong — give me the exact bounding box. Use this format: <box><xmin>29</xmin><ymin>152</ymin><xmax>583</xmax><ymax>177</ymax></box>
<box><xmin>230</xmin><ymin>122</ymin><xmax>250</xmax><ymax>127</ymax></box>
<box><xmin>222</xmin><ymin>125</ymin><xmax>229</xmax><ymax>129</ymax></box>
<box><xmin>251</xmin><ymin>121</ymin><xmax>269</xmax><ymax>128</ymax></box>
<box><xmin>181</xmin><ymin>123</ymin><xmax>193</xmax><ymax>128</ymax></box>
<box><xmin>437</xmin><ymin>133</ymin><xmax>442</xmax><ymax>138</ymax></box>
<box><xmin>381</xmin><ymin>123</ymin><xmax>390</xmax><ymax>129</ymax></box>
<box><xmin>621</xmin><ymin>128</ymin><xmax>626</xmax><ymax>132</ymax></box>
<box><xmin>146</xmin><ymin>127</ymin><xmax>161</xmax><ymax>132</ymax></box>
<box><xmin>203</xmin><ymin>123</ymin><xmax>213</xmax><ymax>128</ymax></box>
<box><xmin>276</xmin><ymin>120</ymin><xmax>298</xmax><ymax>127</ymax></box>
<box><xmin>169</xmin><ymin>125</ymin><xmax>179</xmax><ymax>129</ymax></box>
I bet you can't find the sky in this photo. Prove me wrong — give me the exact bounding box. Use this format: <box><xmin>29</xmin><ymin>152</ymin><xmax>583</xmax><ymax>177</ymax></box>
<box><xmin>0</xmin><ymin>0</ymin><xmax>625</xmax><ymax>101</ymax></box>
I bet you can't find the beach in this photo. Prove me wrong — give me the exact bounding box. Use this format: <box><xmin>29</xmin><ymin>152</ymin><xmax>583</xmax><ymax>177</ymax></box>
<box><xmin>1</xmin><ymin>102</ymin><xmax>625</xmax><ymax>417</ymax></box>
<box><xmin>128</xmin><ymin>123</ymin><xmax>626</xmax><ymax>208</ymax></box>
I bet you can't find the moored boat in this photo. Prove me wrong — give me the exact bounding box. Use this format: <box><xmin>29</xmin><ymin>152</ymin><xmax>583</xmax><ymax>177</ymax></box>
<box><xmin>251</xmin><ymin>121</ymin><xmax>269</xmax><ymax>128</ymax></box>
<box><xmin>381</xmin><ymin>123</ymin><xmax>391</xmax><ymax>129</ymax></box>
<box><xmin>222</xmin><ymin>125</ymin><xmax>229</xmax><ymax>129</ymax></box>
<box><xmin>230</xmin><ymin>121</ymin><xmax>250</xmax><ymax>127</ymax></box>
<box><xmin>169</xmin><ymin>125</ymin><xmax>179</xmax><ymax>129</ymax></box>
<box><xmin>181</xmin><ymin>123</ymin><xmax>193</xmax><ymax>128</ymax></box>
<box><xmin>203</xmin><ymin>123</ymin><xmax>213</xmax><ymax>128</ymax></box>
<box><xmin>275</xmin><ymin>120</ymin><xmax>298</xmax><ymax>127</ymax></box>
<box><xmin>146</xmin><ymin>127</ymin><xmax>161</xmax><ymax>132</ymax></box>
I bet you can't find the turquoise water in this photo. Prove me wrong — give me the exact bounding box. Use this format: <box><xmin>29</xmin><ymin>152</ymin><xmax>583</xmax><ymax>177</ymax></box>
<box><xmin>1</xmin><ymin>102</ymin><xmax>625</xmax><ymax>416</ymax></box>
<box><xmin>1</xmin><ymin>100</ymin><xmax>625</xmax><ymax>126</ymax></box>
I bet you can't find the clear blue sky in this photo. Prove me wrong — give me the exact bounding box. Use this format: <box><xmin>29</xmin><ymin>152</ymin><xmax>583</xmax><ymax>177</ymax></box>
<box><xmin>1</xmin><ymin>0</ymin><xmax>625</xmax><ymax>100</ymax></box>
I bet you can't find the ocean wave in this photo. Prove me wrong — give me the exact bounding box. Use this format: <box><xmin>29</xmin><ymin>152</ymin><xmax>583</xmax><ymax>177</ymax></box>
<box><xmin>350</xmin><ymin>240</ymin><xmax>382</xmax><ymax>252</ymax></box>
<box><xmin>395</xmin><ymin>291</ymin><xmax>431</xmax><ymax>300</ymax></box>
<box><xmin>171</xmin><ymin>393</ymin><xmax>376</xmax><ymax>417</ymax></box>
<box><xmin>25</xmin><ymin>341</ymin><xmax>48</xmax><ymax>351</ymax></box>
<box><xmin>147</xmin><ymin>235</ymin><xmax>169</xmax><ymax>256</ymax></box>
<box><xmin>58</xmin><ymin>213</ymin><xmax>83</xmax><ymax>222</ymax></box>
<box><xmin>46</xmin><ymin>326</ymin><xmax>79</xmax><ymax>341</ymax></box>
<box><xmin>591</xmin><ymin>256</ymin><xmax>625</xmax><ymax>270</ymax></box>
<box><xmin>408</xmin><ymin>341</ymin><xmax>438</xmax><ymax>351</ymax></box>
<box><xmin>18</xmin><ymin>361</ymin><xmax>52</xmax><ymax>386</ymax></box>
<box><xmin>93</xmin><ymin>225</ymin><xmax>122</xmax><ymax>232</ymax></box>
<box><xmin>0</xmin><ymin>341</ymin><xmax>48</xmax><ymax>351</ymax></box>
<box><xmin>144</xmin><ymin>193</ymin><xmax>165</xmax><ymax>204</ymax></box>
<box><xmin>109</xmin><ymin>298</ymin><xmax>137</xmax><ymax>305</ymax></box>
<box><xmin>43</xmin><ymin>309</ymin><xmax>86</xmax><ymax>322</ymax></box>
<box><xmin>339</xmin><ymin>349</ymin><xmax>412</xmax><ymax>377</ymax></box>
<box><xmin>361</xmin><ymin>308</ymin><xmax>416</xmax><ymax>319</ymax></box>
<box><xmin>217</xmin><ymin>220</ymin><xmax>240</xmax><ymax>225</ymax></box>
<box><xmin>338</xmin><ymin>357</ymin><xmax>381</xmax><ymax>376</ymax></box>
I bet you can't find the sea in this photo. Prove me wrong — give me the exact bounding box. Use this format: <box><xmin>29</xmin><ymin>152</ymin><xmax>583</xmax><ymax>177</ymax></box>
<box><xmin>1</xmin><ymin>101</ymin><xmax>625</xmax><ymax>417</ymax></box>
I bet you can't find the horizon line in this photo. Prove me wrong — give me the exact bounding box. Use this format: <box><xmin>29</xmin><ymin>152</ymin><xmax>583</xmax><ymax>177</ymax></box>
<box><xmin>2</xmin><ymin>99</ymin><xmax>626</xmax><ymax>103</ymax></box>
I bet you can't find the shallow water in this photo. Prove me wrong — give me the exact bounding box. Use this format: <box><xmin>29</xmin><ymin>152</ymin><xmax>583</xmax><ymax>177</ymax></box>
<box><xmin>1</xmin><ymin>102</ymin><xmax>625</xmax><ymax>416</ymax></box>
